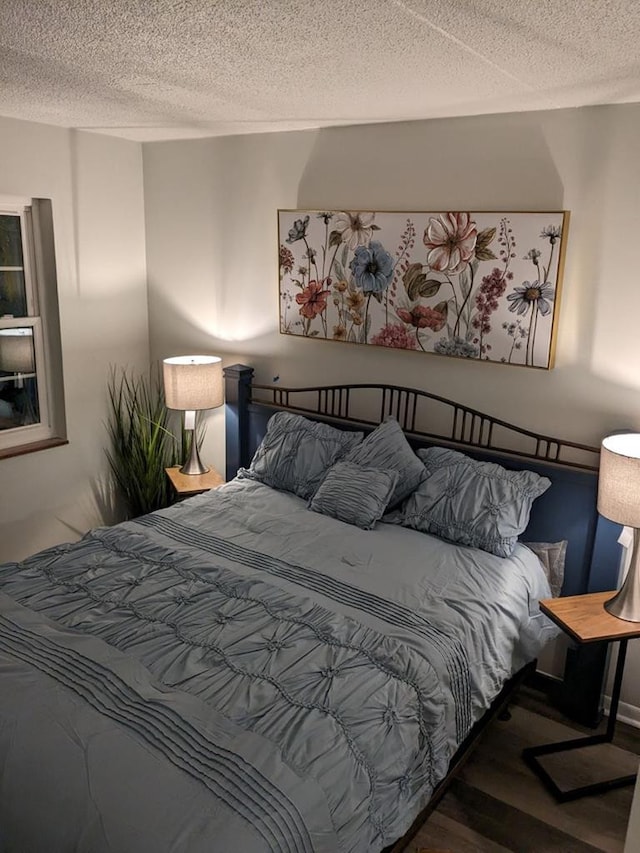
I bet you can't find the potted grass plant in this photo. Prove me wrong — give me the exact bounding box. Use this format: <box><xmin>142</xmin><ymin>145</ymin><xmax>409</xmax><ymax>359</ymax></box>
<box><xmin>105</xmin><ymin>365</ymin><xmax>186</xmax><ymax>519</ymax></box>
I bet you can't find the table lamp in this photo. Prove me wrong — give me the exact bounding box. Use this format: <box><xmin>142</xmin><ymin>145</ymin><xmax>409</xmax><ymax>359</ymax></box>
<box><xmin>162</xmin><ymin>355</ymin><xmax>223</xmax><ymax>475</ymax></box>
<box><xmin>0</xmin><ymin>329</ymin><xmax>35</xmax><ymax>388</ymax></box>
<box><xmin>597</xmin><ymin>433</ymin><xmax>640</xmax><ymax>622</ymax></box>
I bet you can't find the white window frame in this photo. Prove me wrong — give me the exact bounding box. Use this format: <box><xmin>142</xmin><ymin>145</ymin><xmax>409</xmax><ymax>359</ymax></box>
<box><xmin>0</xmin><ymin>195</ymin><xmax>65</xmax><ymax>456</ymax></box>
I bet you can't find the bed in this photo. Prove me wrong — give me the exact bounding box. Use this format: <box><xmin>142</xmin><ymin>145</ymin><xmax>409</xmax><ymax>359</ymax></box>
<box><xmin>0</xmin><ymin>365</ymin><xmax>622</xmax><ymax>853</ymax></box>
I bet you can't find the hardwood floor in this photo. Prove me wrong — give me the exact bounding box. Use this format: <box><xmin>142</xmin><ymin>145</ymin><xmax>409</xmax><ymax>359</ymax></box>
<box><xmin>411</xmin><ymin>688</ymin><xmax>640</xmax><ymax>853</ymax></box>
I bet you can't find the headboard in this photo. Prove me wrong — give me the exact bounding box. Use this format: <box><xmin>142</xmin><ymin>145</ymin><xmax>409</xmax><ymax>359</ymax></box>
<box><xmin>223</xmin><ymin>363</ymin><xmax>621</xmax><ymax>725</ymax></box>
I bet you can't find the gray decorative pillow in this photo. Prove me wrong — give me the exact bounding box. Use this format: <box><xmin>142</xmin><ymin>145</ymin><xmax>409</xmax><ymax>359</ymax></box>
<box><xmin>396</xmin><ymin>446</ymin><xmax>551</xmax><ymax>557</ymax></box>
<box><xmin>309</xmin><ymin>461</ymin><xmax>399</xmax><ymax>530</ymax></box>
<box><xmin>525</xmin><ymin>540</ymin><xmax>567</xmax><ymax>597</ymax></box>
<box><xmin>344</xmin><ymin>417</ymin><xmax>425</xmax><ymax>508</ymax></box>
<box><xmin>238</xmin><ymin>411</ymin><xmax>363</xmax><ymax>499</ymax></box>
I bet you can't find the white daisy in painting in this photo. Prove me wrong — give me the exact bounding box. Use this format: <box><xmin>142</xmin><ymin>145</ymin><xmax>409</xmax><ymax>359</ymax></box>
<box><xmin>334</xmin><ymin>211</ymin><xmax>376</xmax><ymax>250</ymax></box>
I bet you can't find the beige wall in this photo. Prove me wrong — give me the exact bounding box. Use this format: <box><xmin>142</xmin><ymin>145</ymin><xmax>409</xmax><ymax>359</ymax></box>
<box><xmin>0</xmin><ymin>118</ymin><xmax>149</xmax><ymax>562</ymax></box>
<box><xmin>143</xmin><ymin>103</ymin><xmax>640</xmax><ymax>718</ymax></box>
<box><xmin>144</xmin><ymin>104</ymin><xmax>640</xmax><ymax>465</ymax></box>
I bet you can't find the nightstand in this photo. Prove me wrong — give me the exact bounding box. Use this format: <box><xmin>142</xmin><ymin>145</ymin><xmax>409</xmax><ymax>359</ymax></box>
<box><xmin>165</xmin><ymin>466</ymin><xmax>225</xmax><ymax>499</ymax></box>
<box><xmin>523</xmin><ymin>591</ymin><xmax>640</xmax><ymax>801</ymax></box>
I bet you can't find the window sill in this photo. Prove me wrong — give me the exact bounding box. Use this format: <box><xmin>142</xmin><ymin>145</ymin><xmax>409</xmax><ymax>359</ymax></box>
<box><xmin>0</xmin><ymin>436</ymin><xmax>68</xmax><ymax>460</ymax></box>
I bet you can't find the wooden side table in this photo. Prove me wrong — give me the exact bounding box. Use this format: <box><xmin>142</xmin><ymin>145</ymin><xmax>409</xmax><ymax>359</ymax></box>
<box><xmin>165</xmin><ymin>466</ymin><xmax>225</xmax><ymax>499</ymax></box>
<box><xmin>523</xmin><ymin>591</ymin><xmax>640</xmax><ymax>801</ymax></box>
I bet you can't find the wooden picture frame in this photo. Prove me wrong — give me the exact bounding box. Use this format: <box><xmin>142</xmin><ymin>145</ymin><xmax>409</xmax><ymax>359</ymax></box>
<box><xmin>278</xmin><ymin>209</ymin><xmax>569</xmax><ymax>369</ymax></box>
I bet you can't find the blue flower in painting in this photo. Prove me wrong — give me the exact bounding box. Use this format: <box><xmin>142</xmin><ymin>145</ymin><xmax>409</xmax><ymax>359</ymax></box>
<box><xmin>286</xmin><ymin>215</ymin><xmax>310</xmax><ymax>244</ymax></box>
<box><xmin>507</xmin><ymin>281</ymin><xmax>555</xmax><ymax>316</ymax></box>
<box><xmin>349</xmin><ymin>241</ymin><xmax>393</xmax><ymax>294</ymax></box>
<box><xmin>434</xmin><ymin>336</ymin><xmax>479</xmax><ymax>358</ymax></box>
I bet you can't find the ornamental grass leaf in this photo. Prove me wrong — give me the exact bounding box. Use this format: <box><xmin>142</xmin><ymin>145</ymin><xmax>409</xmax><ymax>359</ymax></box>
<box><xmin>105</xmin><ymin>364</ymin><xmax>198</xmax><ymax>519</ymax></box>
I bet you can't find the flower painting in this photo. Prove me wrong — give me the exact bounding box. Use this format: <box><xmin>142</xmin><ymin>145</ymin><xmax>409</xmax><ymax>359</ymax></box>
<box><xmin>279</xmin><ymin>210</ymin><xmax>568</xmax><ymax>369</ymax></box>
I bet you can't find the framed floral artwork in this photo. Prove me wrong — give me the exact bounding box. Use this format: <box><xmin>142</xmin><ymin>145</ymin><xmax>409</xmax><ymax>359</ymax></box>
<box><xmin>278</xmin><ymin>209</ymin><xmax>569</xmax><ymax>369</ymax></box>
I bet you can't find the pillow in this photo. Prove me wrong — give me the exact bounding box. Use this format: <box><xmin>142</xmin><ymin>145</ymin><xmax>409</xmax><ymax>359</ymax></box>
<box><xmin>524</xmin><ymin>540</ymin><xmax>567</xmax><ymax>597</ymax></box>
<box><xmin>308</xmin><ymin>461</ymin><xmax>399</xmax><ymax>530</ymax></box>
<box><xmin>237</xmin><ymin>411</ymin><xmax>363</xmax><ymax>499</ymax></box>
<box><xmin>344</xmin><ymin>417</ymin><xmax>426</xmax><ymax>508</ymax></box>
<box><xmin>395</xmin><ymin>446</ymin><xmax>551</xmax><ymax>557</ymax></box>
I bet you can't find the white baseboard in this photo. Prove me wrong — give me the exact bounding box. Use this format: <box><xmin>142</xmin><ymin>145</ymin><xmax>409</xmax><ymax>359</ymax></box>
<box><xmin>604</xmin><ymin>695</ymin><xmax>640</xmax><ymax>729</ymax></box>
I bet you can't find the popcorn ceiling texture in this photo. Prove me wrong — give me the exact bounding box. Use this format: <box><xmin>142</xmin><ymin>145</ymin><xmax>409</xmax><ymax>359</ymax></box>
<box><xmin>1</xmin><ymin>0</ymin><xmax>639</xmax><ymax>141</ymax></box>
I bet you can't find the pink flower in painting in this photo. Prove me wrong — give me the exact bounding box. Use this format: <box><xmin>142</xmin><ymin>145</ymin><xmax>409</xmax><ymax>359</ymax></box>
<box><xmin>397</xmin><ymin>305</ymin><xmax>446</xmax><ymax>331</ymax></box>
<box><xmin>473</xmin><ymin>267</ymin><xmax>507</xmax><ymax>338</ymax></box>
<box><xmin>423</xmin><ymin>212</ymin><xmax>477</xmax><ymax>274</ymax></box>
<box><xmin>279</xmin><ymin>244</ymin><xmax>294</xmax><ymax>274</ymax></box>
<box><xmin>371</xmin><ymin>323</ymin><xmax>418</xmax><ymax>349</ymax></box>
<box><xmin>295</xmin><ymin>279</ymin><xmax>331</xmax><ymax>319</ymax></box>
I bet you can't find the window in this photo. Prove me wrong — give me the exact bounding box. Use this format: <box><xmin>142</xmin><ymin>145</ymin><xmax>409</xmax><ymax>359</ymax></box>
<box><xmin>0</xmin><ymin>196</ymin><xmax>66</xmax><ymax>457</ymax></box>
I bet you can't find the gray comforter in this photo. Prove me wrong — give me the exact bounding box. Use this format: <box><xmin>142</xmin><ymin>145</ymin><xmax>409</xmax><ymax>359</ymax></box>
<box><xmin>0</xmin><ymin>479</ymin><xmax>554</xmax><ymax>852</ymax></box>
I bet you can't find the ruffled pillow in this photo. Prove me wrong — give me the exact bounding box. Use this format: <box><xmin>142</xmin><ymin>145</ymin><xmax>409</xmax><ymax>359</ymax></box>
<box><xmin>394</xmin><ymin>446</ymin><xmax>551</xmax><ymax>557</ymax></box>
<box><xmin>344</xmin><ymin>417</ymin><xmax>426</xmax><ymax>509</ymax></box>
<box><xmin>309</xmin><ymin>461</ymin><xmax>398</xmax><ymax>530</ymax></box>
<box><xmin>238</xmin><ymin>411</ymin><xmax>363</xmax><ymax>499</ymax></box>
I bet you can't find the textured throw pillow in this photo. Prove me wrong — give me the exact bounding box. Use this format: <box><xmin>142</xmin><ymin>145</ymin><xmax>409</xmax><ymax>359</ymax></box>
<box><xmin>525</xmin><ymin>540</ymin><xmax>568</xmax><ymax>597</ymax></box>
<box><xmin>308</xmin><ymin>461</ymin><xmax>399</xmax><ymax>530</ymax></box>
<box><xmin>344</xmin><ymin>417</ymin><xmax>426</xmax><ymax>508</ymax></box>
<box><xmin>238</xmin><ymin>411</ymin><xmax>363</xmax><ymax>499</ymax></box>
<box><xmin>395</xmin><ymin>446</ymin><xmax>551</xmax><ymax>557</ymax></box>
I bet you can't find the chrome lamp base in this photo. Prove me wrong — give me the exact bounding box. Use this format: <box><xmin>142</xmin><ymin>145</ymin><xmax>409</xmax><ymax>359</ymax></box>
<box><xmin>604</xmin><ymin>527</ymin><xmax>640</xmax><ymax>622</ymax></box>
<box><xmin>179</xmin><ymin>428</ymin><xmax>209</xmax><ymax>476</ymax></box>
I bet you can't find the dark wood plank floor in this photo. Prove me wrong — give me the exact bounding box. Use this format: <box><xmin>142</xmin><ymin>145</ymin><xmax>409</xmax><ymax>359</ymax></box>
<box><xmin>411</xmin><ymin>688</ymin><xmax>640</xmax><ymax>853</ymax></box>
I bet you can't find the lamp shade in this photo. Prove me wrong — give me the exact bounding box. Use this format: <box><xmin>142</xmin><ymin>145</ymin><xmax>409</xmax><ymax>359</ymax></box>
<box><xmin>0</xmin><ymin>329</ymin><xmax>35</xmax><ymax>374</ymax></box>
<box><xmin>598</xmin><ymin>433</ymin><xmax>640</xmax><ymax>527</ymax></box>
<box><xmin>162</xmin><ymin>355</ymin><xmax>223</xmax><ymax>411</ymax></box>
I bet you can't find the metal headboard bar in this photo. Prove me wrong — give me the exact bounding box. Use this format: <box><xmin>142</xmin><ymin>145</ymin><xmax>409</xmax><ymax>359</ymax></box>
<box><xmin>249</xmin><ymin>380</ymin><xmax>600</xmax><ymax>472</ymax></box>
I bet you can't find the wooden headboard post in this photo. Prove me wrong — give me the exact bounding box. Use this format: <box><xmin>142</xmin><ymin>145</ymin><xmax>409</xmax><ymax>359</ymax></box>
<box><xmin>223</xmin><ymin>365</ymin><xmax>623</xmax><ymax>727</ymax></box>
<box><xmin>223</xmin><ymin>363</ymin><xmax>254</xmax><ymax>483</ymax></box>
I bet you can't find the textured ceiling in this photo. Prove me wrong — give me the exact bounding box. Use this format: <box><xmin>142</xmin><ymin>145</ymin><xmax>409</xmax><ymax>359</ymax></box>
<box><xmin>2</xmin><ymin>0</ymin><xmax>640</xmax><ymax>141</ymax></box>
